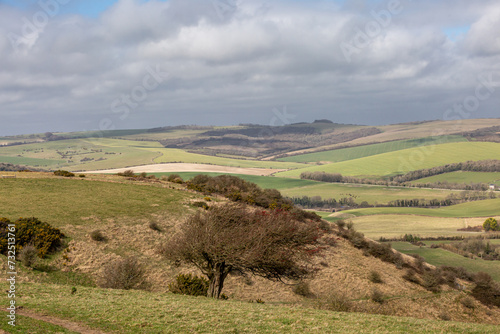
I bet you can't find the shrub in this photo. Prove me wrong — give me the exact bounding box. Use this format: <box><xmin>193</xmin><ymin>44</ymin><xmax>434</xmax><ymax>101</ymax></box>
<box><xmin>192</xmin><ymin>201</ymin><xmax>209</xmax><ymax>209</ymax></box>
<box><xmin>292</xmin><ymin>282</ymin><xmax>315</xmax><ymax>298</ymax></box>
<box><xmin>118</xmin><ymin>170</ymin><xmax>135</xmax><ymax>177</ymax></box>
<box><xmin>167</xmin><ymin>174</ymin><xmax>184</xmax><ymax>183</ymax></box>
<box><xmin>370</xmin><ymin>288</ymin><xmax>384</xmax><ymax>303</ymax></box>
<box><xmin>369</xmin><ymin>270</ymin><xmax>383</xmax><ymax>284</ymax></box>
<box><xmin>402</xmin><ymin>269</ymin><xmax>420</xmax><ymax>284</ymax></box>
<box><xmin>336</xmin><ymin>219</ymin><xmax>346</xmax><ymax>229</ymax></box>
<box><xmin>439</xmin><ymin>312</ymin><xmax>451</xmax><ymax>321</ymax></box>
<box><xmin>90</xmin><ymin>230</ymin><xmax>106</xmax><ymax>242</ymax></box>
<box><xmin>422</xmin><ymin>270</ymin><xmax>442</xmax><ymax>292</ymax></box>
<box><xmin>78</xmin><ymin>174</ymin><xmax>86</xmax><ymax>178</ymax></box>
<box><xmin>0</xmin><ymin>217</ymin><xmax>65</xmax><ymax>258</ymax></box>
<box><xmin>148</xmin><ymin>221</ymin><xmax>161</xmax><ymax>232</ymax></box>
<box><xmin>471</xmin><ymin>272</ymin><xmax>500</xmax><ymax>307</ymax></box>
<box><xmin>98</xmin><ymin>257</ymin><xmax>146</xmax><ymax>290</ymax></box>
<box><xmin>483</xmin><ymin>217</ymin><xmax>499</xmax><ymax>231</ymax></box>
<box><xmin>460</xmin><ymin>296</ymin><xmax>476</xmax><ymax>309</ymax></box>
<box><xmin>53</xmin><ymin>170</ymin><xmax>75</xmax><ymax>177</ymax></box>
<box><xmin>322</xmin><ymin>292</ymin><xmax>353</xmax><ymax>312</ymax></box>
<box><xmin>168</xmin><ymin>273</ymin><xmax>209</xmax><ymax>297</ymax></box>
<box><xmin>19</xmin><ymin>245</ymin><xmax>38</xmax><ymax>268</ymax></box>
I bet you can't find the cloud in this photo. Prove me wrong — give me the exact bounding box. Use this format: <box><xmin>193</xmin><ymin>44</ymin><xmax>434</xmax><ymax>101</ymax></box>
<box><xmin>0</xmin><ymin>0</ymin><xmax>499</xmax><ymax>135</ymax></box>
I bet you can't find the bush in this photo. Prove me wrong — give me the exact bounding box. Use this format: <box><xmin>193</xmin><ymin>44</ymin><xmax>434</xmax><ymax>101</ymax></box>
<box><xmin>148</xmin><ymin>221</ymin><xmax>161</xmax><ymax>232</ymax></box>
<box><xmin>98</xmin><ymin>257</ymin><xmax>146</xmax><ymax>290</ymax></box>
<box><xmin>117</xmin><ymin>170</ymin><xmax>135</xmax><ymax>177</ymax></box>
<box><xmin>19</xmin><ymin>245</ymin><xmax>38</xmax><ymax>268</ymax></box>
<box><xmin>460</xmin><ymin>296</ymin><xmax>476</xmax><ymax>309</ymax></box>
<box><xmin>483</xmin><ymin>217</ymin><xmax>499</xmax><ymax>231</ymax></box>
<box><xmin>370</xmin><ymin>288</ymin><xmax>384</xmax><ymax>303</ymax></box>
<box><xmin>53</xmin><ymin>170</ymin><xmax>75</xmax><ymax>177</ymax></box>
<box><xmin>369</xmin><ymin>270</ymin><xmax>383</xmax><ymax>284</ymax></box>
<box><xmin>322</xmin><ymin>292</ymin><xmax>353</xmax><ymax>312</ymax></box>
<box><xmin>167</xmin><ymin>174</ymin><xmax>184</xmax><ymax>183</ymax></box>
<box><xmin>192</xmin><ymin>201</ymin><xmax>209</xmax><ymax>209</ymax></box>
<box><xmin>471</xmin><ymin>272</ymin><xmax>500</xmax><ymax>307</ymax></box>
<box><xmin>439</xmin><ymin>312</ymin><xmax>451</xmax><ymax>321</ymax></box>
<box><xmin>402</xmin><ymin>269</ymin><xmax>420</xmax><ymax>284</ymax></box>
<box><xmin>422</xmin><ymin>270</ymin><xmax>442</xmax><ymax>292</ymax></box>
<box><xmin>78</xmin><ymin>174</ymin><xmax>86</xmax><ymax>178</ymax></box>
<box><xmin>168</xmin><ymin>273</ymin><xmax>209</xmax><ymax>297</ymax></box>
<box><xmin>0</xmin><ymin>217</ymin><xmax>65</xmax><ymax>258</ymax></box>
<box><xmin>90</xmin><ymin>230</ymin><xmax>106</xmax><ymax>242</ymax></box>
<box><xmin>292</xmin><ymin>282</ymin><xmax>315</xmax><ymax>298</ymax></box>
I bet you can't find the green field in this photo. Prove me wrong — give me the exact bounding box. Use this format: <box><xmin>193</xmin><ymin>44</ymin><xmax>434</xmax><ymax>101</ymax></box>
<box><xmin>276</xmin><ymin>142</ymin><xmax>500</xmax><ymax>178</ymax></box>
<box><xmin>389</xmin><ymin>242</ymin><xmax>500</xmax><ymax>282</ymax></box>
<box><xmin>344</xmin><ymin>215</ymin><xmax>486</xmax><ymax>239</ymax></box>
<box><xmin>411</xmin><ymin>171</ymin><xmax>500</xmax><ymax>186</ymax></box>
<box><xmin>0</xmin><ymin>138</ymin><xmax>304</xmax><ymax>171</ymax></box>
<box><xmin>279</xmin><ymin>136</ymin><xmax>467</xmax><ymax>163</ymax></box>
<box><xmin>0</xmin><ymin>177</ymin><xmax>193</xmax><ymax>228</ymax></box>
<box><xmin>1</xmin><ymin>282</ymin><xmax>498</xmax><ymax>334</ymax></box>
<box><xmin>334</xmin><ymin>198</ymin><xmax>500</xmax><ymax>218</ymax></box>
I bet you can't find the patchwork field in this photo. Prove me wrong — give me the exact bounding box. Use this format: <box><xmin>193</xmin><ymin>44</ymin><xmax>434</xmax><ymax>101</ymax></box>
<box><xmin>337</xmin><ymin>214</ymin><xmax>496</xmax><ymax>239</ymax></box>
<box><xmin>279</xmin><ymin>136</ymin><xmax>467</xmax><ymax>163</ymax></box>
<box><xmin>410</xmin><ymin>171</ymin><xmax>500</xmax><ymax>186</ymax></box>
<box><xmin>332</xmin><ymin>198</ymin><xmax>500</xmax><ymax>218</ymax></box>
<box><xmin>276</xmin><ymin>142</ymin><xmax>500</xmax><ymax>178</ymax></box>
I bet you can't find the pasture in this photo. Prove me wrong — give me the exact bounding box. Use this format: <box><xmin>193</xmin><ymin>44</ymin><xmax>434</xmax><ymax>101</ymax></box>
<box><xmin>389</xmin><ymin>242</ymin><xmax>500</xmax><ymax>282</ymax></box>
<box><xmin>333</xmin><ymin>198</ymin><xmax>500</xmax><ymax>218</ymax></box>
<box><xmin>277</xmin><ymin>142</ymin><xmax>500</xmax><ymax>178</ymax></box>
<box><xmin>279</xmin><ymin>136</ymin><xmax>466</xmax><ymax>163</ymax></box>
<box><xmin>343</xmin><ymin>215</ymin><xmax>492</xmax><ymax>239</ymax></box>
<box><xmin>410</xmin><ymin>171</ymin><xmax>500</xmax><ymax>186</ymax></box>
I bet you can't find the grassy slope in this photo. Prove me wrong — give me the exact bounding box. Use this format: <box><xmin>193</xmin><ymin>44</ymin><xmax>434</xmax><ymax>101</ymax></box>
<box><xmin>410</xmin><ymin>171</ymin><xmax>500</xmax><ymax>186</ymax></box>
<box><xmin>0</xmin><ymin>176</ymin><xmax>192</xmax><ymax>228</ymax></box>
<box><xmin>276</xmin><ymin>142</ymin><xmax>500</xmax><ymax>178</ymax></box>
<box><xmin>333</xmin><ymin>198</ymin><xmax>500</xmax><ymax>218</ymax></box>
<box><xmin>279</xmin><ymin>136</ymin><xmax>467</xmax><ymax>163</ymax></box>
<box><xmin>390</xmin><ymin>242</ymin><xmax>500</xmax><ymax>282</ymax></box>
<box><xmin>0</xmin><ymin>314</ymin><xmax>80</xmax><ymax>334</ymax></box>
<box><xmin>1</xmin><ymin>282</ymin><xmax>498</xmax><ymax>334</ymax></box>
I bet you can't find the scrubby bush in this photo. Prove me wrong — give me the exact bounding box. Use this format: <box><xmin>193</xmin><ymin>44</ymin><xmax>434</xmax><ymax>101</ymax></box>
<box><xmin>370</xmin><ymin>288</ymin><xmax>385</xmax><ymax>303</ymax></box>
<box><xmin>168</xmin><ymin>273</ymin><xmax>209</xmax><ymax>297</ymax></box>
<box><xmin>292</xmin><ymin>282</ymin><xmax>315</xmax><ymax>298</ymax></box>
<box><xmin>369</xmin><ymin>270</ymin><xmax>383</xmax><ymax>284</ymax></box>
<box><xmin>402</xmin><ymin>269</ymin><xmax>420</xmax><ymax>284</ymax></box>
<box><xmin>148</xmin><ymin>221</ymin><xmax>161</xmax><ymax>232</ymax></box>
<box><xmin>167</xmin><ymin>174</ymin><xmax>184</xmax><ymax>183</ymax></box>
<box><xmin>90</xmin><ymin>230</ymin><xmax>106</xmax><ymax>242</ymax></box>
<box><xmin>0</xmin><ymin>217</ymin><xmax>65</xmax><ymax>258</ymax></box>
<box><xmin>191</xmin><ymin>201</ymin><xmax>209</xmax><ymax>209</ymax></box>
<box><xmin>98</xmin><ymin>257</ymin><xmax>146</xmax><ymax>290</ymax></box>
<box><xmin>117</xmin><ymin>170</ymin><xmax>135</xmax><ymax>177</ymax></box>
<box><xmin>483</xmin><ymin>217</ymin><xmax>499</xmax><ymax>231</ymax></box>
<box><xmin>471</xmin><ymin>272</ymin><xmax>500</xmax><ymax>307</ymax></box>
<box><xmin>460</xmin><ymin>296</ymin><xmax>476</xmax><ymax>309</ymax></box>
<box><xmin>422</xmin><ymin>270</ymin><xmax>442</xmax><ymax>292</ymax></box>
<box><xmin>322</xmin><ymin>292</ymin><xmax>353</xmax><ymax>312</ymax></box>
<box><xmin>53</xmin><ymin>170</ymin><xmax>75</xmax><ymax>177</ymax></box>
<box><xmin>19</xmin><ymin>245</ymin><xmax>38</xmax><ymax>268</ymax></box>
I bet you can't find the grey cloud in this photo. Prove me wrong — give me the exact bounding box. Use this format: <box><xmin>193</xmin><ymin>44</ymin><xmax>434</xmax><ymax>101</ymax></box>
<box><xmin>0</xmin><ymin>0</ymin><xmax>499</xmax><ymax>136</ymax></box>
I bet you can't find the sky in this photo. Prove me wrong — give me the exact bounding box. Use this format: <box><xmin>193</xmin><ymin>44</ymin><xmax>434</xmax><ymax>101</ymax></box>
<box><xmin>0</xmin><ymin>0</ymin><xmax>499</xmax><ymax>136</ymax></box>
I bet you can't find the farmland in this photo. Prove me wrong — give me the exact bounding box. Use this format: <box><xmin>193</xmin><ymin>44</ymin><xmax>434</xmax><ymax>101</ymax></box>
<box><xmin>276</xmin><ymin>142</ymin><xmax>500</xmax><ymax>178</ymax></box>
<box><xmin>410</xmin><ymin>171</ymin><xmax>500</xmax><ymax>186</ymax></box>
<box><xmin>279</xmin><ymin>136</ymin><xmax>467</xmax><ymax>163</ymax></box>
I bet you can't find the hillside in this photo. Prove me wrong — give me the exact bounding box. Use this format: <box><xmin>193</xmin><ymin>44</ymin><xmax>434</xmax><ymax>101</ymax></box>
<box><xmin>1</xmin><ymin>174</ymin><xmax>500</xmax><ymax>333</ymax></box>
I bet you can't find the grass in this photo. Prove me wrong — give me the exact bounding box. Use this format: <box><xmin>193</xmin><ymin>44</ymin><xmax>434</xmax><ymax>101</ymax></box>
<box><xmin>410</xmin><ymin>171</ymin><xmax>500</xmax><ymax>186</ymax></box>
<box><xmin>276</xmin><ymin>142</ymin><xmax>500</xmax><ymax>178</ymax></box>
<box><xmin>1</xmin><ymin>282</ymin><xmax>499</xmax><ymax>334</ymax></box>
<box><xmin>0</xmin><ymin>314</ymin><xmax>80</xmax><ymax>334</ymax></box>
<box><xmin>343</xmin><ymin>215</ymin><xmax>492</xmax><ymax>239</ymax></box>
<box><xmin>151</xmin><ymin>172</ymin><xmax>319</xmax><ymax>190</ymax></box>
<box><xmin>279</xmin><ymin>136</ymin><xmax>467</xmax><ymax>163</ymax></box>
<box><xmin>389</xmin><ymin>242</ymin><xmax>500</xmax><ymax>282</ymax></box>
<box><xmin>0</xmin><ymin>177</ymin><xmax>192</xmax><ymax>228</ymax></box>
<box><xmin>280</xmin><ymin>183</ymin><xmax>457</xmax><ymax>205</ymax></box>
<box><xmin>0</xmin><ymin>137</ymin><xmax>304</xmax><ymax>171</ymax></box>
<box><xmin>334</xmin><ymin>198</ymin><xmax>500</xmax><ymax>218</ymax></box>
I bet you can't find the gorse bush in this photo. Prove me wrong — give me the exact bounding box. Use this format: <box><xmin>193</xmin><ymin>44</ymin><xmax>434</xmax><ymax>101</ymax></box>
<box><xmin>169</xmin><ymin>273</ymin><xmax>209</xmax><ymax>297</ymax></box>
<box><xmin>90</xmin><ymin>230</ymin><xmax>106</xmax><ymax>242</ymax></box>
<box><xmin>53</xmin><ymin>170</ymin><xmax>75</xmax><ymax>177</ymax></box>
<box><xmin>0</xmin><ymin>217</ymin><xmax>65</xmax><ymax>258</ymax></box>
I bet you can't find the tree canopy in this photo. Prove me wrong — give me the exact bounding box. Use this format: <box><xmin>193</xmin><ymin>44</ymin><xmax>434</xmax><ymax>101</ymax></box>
<box><xmin>162</xmin><ymin>204</ymin><xmax>324</xmax><ymax>298</ymax></box>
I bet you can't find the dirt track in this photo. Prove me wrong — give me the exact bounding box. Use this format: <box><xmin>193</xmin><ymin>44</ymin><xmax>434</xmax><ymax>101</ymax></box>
<box><xmin>85</xmin><ymin>163</ymin><xmax>285</xmax><ymax>176</ymax></box>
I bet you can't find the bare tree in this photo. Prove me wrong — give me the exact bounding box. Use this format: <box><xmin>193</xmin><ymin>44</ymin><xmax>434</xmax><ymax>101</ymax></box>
<box><xmin>161</xmin><ymin>204</ymin><xmax>323</xmax><ymax>298</ymax></box>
